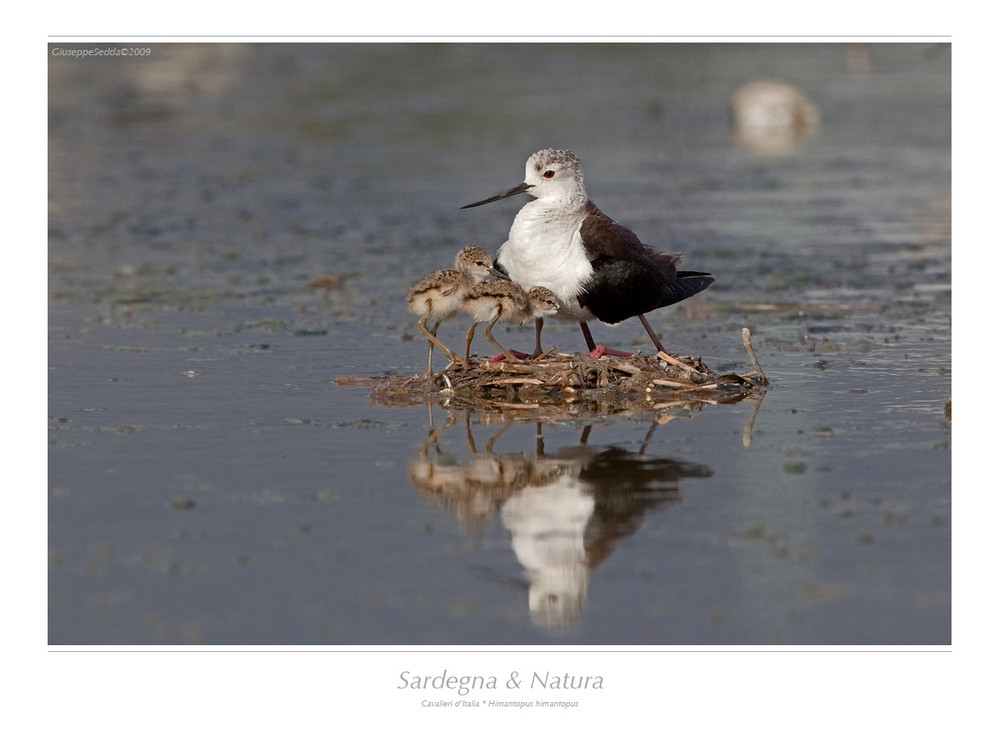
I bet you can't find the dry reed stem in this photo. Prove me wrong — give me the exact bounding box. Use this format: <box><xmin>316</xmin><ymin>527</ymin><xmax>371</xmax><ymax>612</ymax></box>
<box><xmin>742</xmin><ymin>327</ymin><xmax>768</xmax><ymax>384</ymax></box>
<box><xmin>656</xmin><ymin>351</ymin><xmax>700</xmax><ymax>374</ymax></box>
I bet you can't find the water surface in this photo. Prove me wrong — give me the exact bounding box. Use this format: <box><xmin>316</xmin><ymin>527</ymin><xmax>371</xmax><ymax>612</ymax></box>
<box><xmin>48</xmin><ymin>42</ymin><xmax>950</xmax><ymax>645</ymax></box>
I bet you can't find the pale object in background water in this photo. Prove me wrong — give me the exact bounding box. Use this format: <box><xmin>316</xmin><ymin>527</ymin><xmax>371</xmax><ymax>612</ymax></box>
<box><xmin>730</xmin><ymin>78</ymin><xmax>821</xmax><ymax>155</ymax></box>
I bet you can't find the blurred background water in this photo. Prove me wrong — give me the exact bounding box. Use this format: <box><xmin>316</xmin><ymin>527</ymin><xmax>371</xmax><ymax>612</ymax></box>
<box><xmin>48</xmin><ymin>42</ymin><xmax>950</xmax><ymax>645</ymax></box>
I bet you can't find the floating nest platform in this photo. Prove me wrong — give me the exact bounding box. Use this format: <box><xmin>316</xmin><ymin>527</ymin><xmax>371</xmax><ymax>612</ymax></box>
<box><xmin>344</xmin><ymin>328</ymin><xmax>768</xmax><ymax>412</ymax></box>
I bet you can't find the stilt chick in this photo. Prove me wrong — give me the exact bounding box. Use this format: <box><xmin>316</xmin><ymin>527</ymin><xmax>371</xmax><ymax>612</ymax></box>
<box><xmin>407</xmin><ymin>245</ymin><xmax>495</xmax><ymax>376</ymax></box>
<box><xmin>462</xmin><ymin>283</ymin><xmax>561</xmax><ymax>363</ymax></box>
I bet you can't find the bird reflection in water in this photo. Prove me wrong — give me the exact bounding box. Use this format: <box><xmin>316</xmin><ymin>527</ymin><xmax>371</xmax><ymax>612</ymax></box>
<box><xmin>408</xmin><ymin>410</ymin><xmax>713</xmax><ymax>631</ymax></box>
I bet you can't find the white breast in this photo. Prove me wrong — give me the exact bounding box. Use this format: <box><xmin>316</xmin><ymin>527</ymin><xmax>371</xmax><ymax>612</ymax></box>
<box><xmin>496</xmin><ymin>201</ymin><xmax>594</xmax><ymax>312</ymax></box>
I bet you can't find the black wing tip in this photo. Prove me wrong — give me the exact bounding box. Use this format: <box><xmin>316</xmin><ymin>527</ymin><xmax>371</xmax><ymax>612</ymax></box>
<box><xmin>674</xmin><ymin>272</ymin><xmax>715</xmax><ymax>300</ymax></box>
<box><xmin>680</xmin><ymin>271</ymin><xmax>715</xmax><ymax>288</ymax></box>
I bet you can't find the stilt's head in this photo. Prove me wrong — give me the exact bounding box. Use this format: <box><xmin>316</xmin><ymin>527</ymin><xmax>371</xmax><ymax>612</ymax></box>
<box><xmin>453</xmin><ymin>244</ymin><xmax>495</xmax><ymax>279</ymax></box>
<box><xmin>523</xmin><ymin>149</ymin><xmax>585</xmax><ymax>203</ymax></box>
<box><xmin>461</xmin><ymin>148</ymin><xmax>586</xmax><ymax>209</ymax></box>
<box><xmin>526</xmin><ymin>286</ymin><xmax>562</xmax><ymax>321</ymax></box>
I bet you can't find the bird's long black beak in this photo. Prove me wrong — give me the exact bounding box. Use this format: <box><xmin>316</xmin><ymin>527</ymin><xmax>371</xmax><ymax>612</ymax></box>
<box><xmin>461</xmin><ymin>182</ymin><xmax>533</xmax><ymax>209</ymax></box>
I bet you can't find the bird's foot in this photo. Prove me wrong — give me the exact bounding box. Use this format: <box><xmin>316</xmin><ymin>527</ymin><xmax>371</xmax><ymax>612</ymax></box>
<box><xmin>488</xmin><ymin>349</ymin><xmax>529</xmax><ymax>362</ymax></box>
<box><xmin>587</xmin><ymin>344</ymin><xmax>634</xmax><ymax>358</ymax></box>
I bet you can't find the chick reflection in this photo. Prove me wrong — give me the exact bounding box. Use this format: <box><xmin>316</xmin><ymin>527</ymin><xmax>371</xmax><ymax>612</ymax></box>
<box><xmin>409</xmin><ymin>412</ymin><xmax>713</xmax><ymax>630</ymax></box>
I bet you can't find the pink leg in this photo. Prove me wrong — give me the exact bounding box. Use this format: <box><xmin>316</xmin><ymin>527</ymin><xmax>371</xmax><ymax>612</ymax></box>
<box><xmin>587</xmin><ymin>345</ymin><xmax>635</xmax><ymax>358</ymax></box>
<box><xmin>489</xmin><ymin>349</ymin><xmax>531</xmax><ymax>361</ymax></box>
<box><xmin>580</xmin><ymin>321</ymin><xmax>634</xmax><ymax>358</ymax></box>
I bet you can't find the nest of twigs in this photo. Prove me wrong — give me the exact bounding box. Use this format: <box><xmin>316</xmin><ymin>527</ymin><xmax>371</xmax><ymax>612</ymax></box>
<box><xmin>341</xmin><ymin>328</ymin><xmax>768</xmax><ymax>411</ymax></box>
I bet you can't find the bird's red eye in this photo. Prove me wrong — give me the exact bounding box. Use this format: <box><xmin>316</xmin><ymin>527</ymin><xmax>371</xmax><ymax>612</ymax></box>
<box><xmin>543</xmin><ymin>170</ymin><xmax>555</xmax><ymax>179</ymax></box>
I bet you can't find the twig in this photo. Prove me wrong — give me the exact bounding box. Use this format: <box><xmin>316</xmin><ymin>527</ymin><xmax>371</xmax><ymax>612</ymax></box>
<box><xmin>741</xmin><ymin>327</ymin><xmax>768</xmax><ymax>385</ymax></box>
<box><xmin>489</xmin><ymin>362</ymin><xmax>538</xmax><ymax>374</ymax></box>
<box><xmin>535</xmin><ymin>346</ymin><xmax>557</xmax><ymax>360</ymax></box>
<box><xmin>656</xmin><ymin>352</ymin><xmax>700</xmax><ymax>374</ymax></box>
<box><xmin>612</xmin><ymin>361</ymin><xmax>643</xmax><ymax>375</ymax></box>
<box><xmin>650</xmin><ymin>379</ymin><xmax>719</xmax><ymax>391</ymax></box>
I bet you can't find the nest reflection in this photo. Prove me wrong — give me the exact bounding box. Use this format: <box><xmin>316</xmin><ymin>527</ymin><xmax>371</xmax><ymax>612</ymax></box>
<box><xmin>408</xmin><ymin>410</ymin><xmax>716</xmax><ymax>631</ymax></box>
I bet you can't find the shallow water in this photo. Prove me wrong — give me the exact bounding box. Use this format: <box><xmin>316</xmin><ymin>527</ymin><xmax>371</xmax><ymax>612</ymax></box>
<box><xmin>48</xmin><ymin>42</ymin><xmax>950</xmax><ymax>645</ymax></box>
